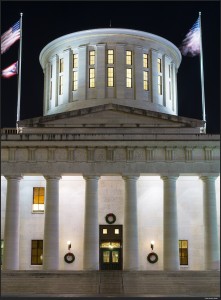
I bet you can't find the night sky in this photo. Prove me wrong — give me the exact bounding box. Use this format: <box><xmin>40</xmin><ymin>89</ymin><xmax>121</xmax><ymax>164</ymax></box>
<box><xmin>1</xmin><ymin>1</ymin><xmax>220</xmax><ymax>134</ymax></box>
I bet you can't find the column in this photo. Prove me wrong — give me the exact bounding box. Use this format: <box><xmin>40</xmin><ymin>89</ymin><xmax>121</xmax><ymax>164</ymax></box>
<box><xmin>123</xmin><ymin>176</ymin><xmax>139</xmax><ymax>270</ymax></box>
<box><xmin>171</xmin><ymin>62</ymin><xmax>178</xmax><ymax>114</ymax></box>
<box><xmin>51</xmin><ymin>54</ymin><xmax>59</xmax><ymax>107</ymax></box>
<box><xmin>2</xmin><ymin>175</ymin><xmax>22</xmax><ymax>270</ymax></box>
<box><xmin>201</xmin><ymin>175</ymin><xmax>219</xmax><ymax>270</ymax></box>
<box><xmin>116</xmin><ymin>44</ymin><xmax>126</xmax><ymax>99</ymax></box>
<box><xmin>134</xmin><ymin>46</ymin><xmax>143</xmax><ymax>100</ymax></box>
<box><xmin>150</xmin><ymin>48</ymin><xmax>158</xmax><ymax>104</ymax></box>
<box><xmin>161</xmin><ymin>175</ymin><xmax>179</xmax><ymax>270</ymax></box>
<box><xmin>78</xmin><ymin>45</ymin><xmax>87</xmax><ymax>100</ymax></box>
<box><xmin>63</xmin><ymin>48</ymin><xmax>72</xmax><ymax>104</ymax></box>
<box><xmin>96</xmin><ymin>44</ymin><xmax>106</xmax><ymax>99</ymax></box>
<box><xmin>43</xmin><ymin>175</ymin><xmax>61</xmax><ymax>270</ymax></box>
<box><xmin>83</xmin><ymin>175</ymin><xmax>100</xmax><ymax>270</ymax></box>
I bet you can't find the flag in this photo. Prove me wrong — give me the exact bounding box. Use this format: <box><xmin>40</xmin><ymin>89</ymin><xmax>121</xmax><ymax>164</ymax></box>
<box><xmin>180</xmin><ymin>17</ymin><xmax>200</xmax><ymax>56</ymax></box>
<box><xmin>1</xmin><ymin>20</ymin><xmax>20</xmax><ymax>54</ymax></box>
<box><xmin>2</xmin><ymin>61</ymin><xmax>18</xmax><ymax>78</ymax></box>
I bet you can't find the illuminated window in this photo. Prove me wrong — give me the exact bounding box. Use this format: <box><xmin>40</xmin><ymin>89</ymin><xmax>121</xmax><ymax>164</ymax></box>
<box><xmin>103</xmin><ymin>251</ymin><xmax>110</xmax><ymax>263</ymax></box>
<box><xmin>143</xmin><ymin>71</ymin><xmax>149</xmax><ymax>91</ymax></box>
<box><xmin>59</xmin><ymin>58</ymin><xmax>64</xmax><ymax>95</ymax></box>
<box><xmin>73</xmin><ymin>54</ymin><xmax>78</xmax><ymax>68</ymax></box>
<box><xmin>157</xmin><ymin>58</ymin><xmax>162</xmax><ymax>73</ymax></box>
<box><xmin>158</xmin><ymin>75</ymin><xmax>162</xmax><ymax>95</ymax></box>
<box><xmin>143</xmin><ymin>53</ymin><xmax>148</xmax><ymax>68</ymax></box>
<box><xmin>115</xmin><ymin>229</ymin><xmax>119</xmax><ymax>235</ymax></box>
<box><xmin>112</xmin><ymin>251</ymin><xmax>119</xmax><ymax>263</ymax></box>
<box><xmin>100</xmin><ymin>242</ymin><xmax>121</xmax><ymax>248</ymax></box>
<box><xmin>72</xmin><ymin>71</ymin><xmax>78</xmax><ymax>91</ymax></box>
<box><xmin>33</xmin><ymin>187</ymin><xmax>45</xmax><ymax>212</ymax></box>
<box><xmin>126</xmin><ymin>50</ymin><xmax>132</xmax><ymax>65</ymax></box>
<box><xmin>59</xmin><ymin>58</ymin><xmax>64</xmax><ymax>73</ymax></box>
<box><xmin>107</xmin><ymin>67</ymin><xmax>114</xmax><ymax>87</ymax></box>
<box><xmin>89</xmin><ymin>68</ymin><xmax>95</xmax><ymax>88</ymax></box>
<box><xmin>107</xmin><ymin>49</ymin><xmax>114</xmax><ymax>64</ymax></box>
<box><xmin>126</xmin><ymin>68</ymin><xmax>132</xmax><ymax>88</ymax></box>
<box><xmin>59</xmin><ymin>75</ymin><xmax>63</xmax><ymax>95</ymax></box>
<box><xmin>72</xmin><ymin>54</ymin><xmax>78</xmax><ymax>91</ymax></box>
<box><xmin>89</xmin><ymin>50</ymin><xmax>95</xmax><ymax>65</ymax></box>
<box><xmin>1</xmin><ymin>240</ymin><xmax>4</xmax><ymax>267</ymax></box>
<box><xmin>179</xmin><ymin>240</ymin><xmax>188</xmax><ymax>265</ymax></box>
<box><xmin>103</xmin><ymin>229</ymin><xmax>108</xmax><ymax>234</ymax></box>
<box><xmin>31</xmin><ymin>240</ymin><xmax>43</xmax><ymax>265</ymax></box>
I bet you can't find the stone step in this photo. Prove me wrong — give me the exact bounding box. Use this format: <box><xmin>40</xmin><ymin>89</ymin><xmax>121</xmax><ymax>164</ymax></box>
<box><xmin>1</xmin><ymin>270</ymin><xmax>220</xmax><ymax>297</ymax></box>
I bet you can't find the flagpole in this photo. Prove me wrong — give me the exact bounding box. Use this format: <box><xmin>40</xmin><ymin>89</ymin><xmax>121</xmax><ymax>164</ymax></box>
<box><xmin>199</xmin><ymin>11</ymin><xmax>206</xmax><ymax>133</ymax></box>
<box><xmin>16</xmin><ymin>12</ymin><xmax>23</xmax><ymax>131</ymax></box>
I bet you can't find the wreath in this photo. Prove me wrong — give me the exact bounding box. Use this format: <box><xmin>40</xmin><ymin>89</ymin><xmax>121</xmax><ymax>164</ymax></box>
<box><xmin>147</xmin><ymin>252</ymin><xmax>158</xmax><ymax>264</ymax></box>
<box><xmin>105</xmin><ymin>213</ymin><xmax>116</xmax><ymax>224</ymax></box>
<box><xmin>64</xmin><ymin>252</ymin><xmax>75</xmax><ymax>263</ymax></box>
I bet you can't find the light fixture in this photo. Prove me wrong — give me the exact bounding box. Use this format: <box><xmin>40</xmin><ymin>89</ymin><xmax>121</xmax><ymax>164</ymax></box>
<box><xmin>67</xmin><ymin>241</ymin><xmax>71</xmax><ymax>251</ymax></box>
<box><xmin>109</xmin><ymin>243</ymin><xmax>113</xmax><ymax>249</ymax></box>
<box><xmin>151</xmin><ymin>240</ymin><xmax>155</xmax><ymax>250</ymax></box>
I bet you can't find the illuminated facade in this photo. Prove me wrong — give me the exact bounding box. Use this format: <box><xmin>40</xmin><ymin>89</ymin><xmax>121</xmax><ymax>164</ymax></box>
<box><xmin>1</xmin><ymin>28</ymin><xmax>220</xmax><ymax>271</ymax></box>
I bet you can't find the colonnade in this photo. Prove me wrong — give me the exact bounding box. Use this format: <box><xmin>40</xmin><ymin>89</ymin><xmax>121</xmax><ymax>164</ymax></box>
<box><xmin>2</xmin><ymin>174</ymin><xmax>219</xmax><ymax>271</ymax></box>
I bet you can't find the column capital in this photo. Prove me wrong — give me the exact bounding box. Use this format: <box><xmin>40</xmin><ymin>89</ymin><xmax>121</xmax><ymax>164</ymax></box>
<box><xmin>83</xmin><ymin>175</ymin><xmax>100</xmax><ymax>180</ymax></box>
<box><xmin>200</xmin><ymin>174</ymin><xmax>219</xmax><ymax>181</ymax></box>
<box><xmin>161</xmin><ymin>175</ymin><xmax>179</xmax><ymax>181</ymax></box>
<box><xmin>4</xmin><ymin>175</ymin><xmax>23</xmax><ymax>180</ymax></box>
<box><xmin>122</xmin><ymin>175</ymin><xmax>140</xmax><ymax>181</ymax></box>
<box><xmin>44</xmin><ymin>175</ymin><xmax>61</xmax><ymax>180</ymax></box>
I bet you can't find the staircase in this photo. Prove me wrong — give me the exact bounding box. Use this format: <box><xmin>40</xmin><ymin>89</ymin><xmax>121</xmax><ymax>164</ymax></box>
<box><xmin>1</xmin><ymin>270</ymin><xmax>220</xmax><ymax>297</ymax></box>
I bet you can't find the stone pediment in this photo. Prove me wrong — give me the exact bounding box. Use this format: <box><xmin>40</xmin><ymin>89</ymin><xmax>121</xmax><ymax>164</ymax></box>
<box><xmin>20</xmin><ymin>104</ymin><xmax>204</xmax><ymax>131</ymax></box>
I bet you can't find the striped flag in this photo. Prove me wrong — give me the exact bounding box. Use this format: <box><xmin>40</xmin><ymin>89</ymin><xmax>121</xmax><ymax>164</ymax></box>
<box><xmin>2</xmin><ymin>61</ymin><xmax>18</xmax><ymax>78</ymax></box>
<box><xmin>1</xmin><ymin>20</ymin><xmax>20</xmax><ymax>54</ymax></box>
<box><xmin>180</xmin><ymin>17</ymin><xmax>200</xmax><ymax>56</ymax></box>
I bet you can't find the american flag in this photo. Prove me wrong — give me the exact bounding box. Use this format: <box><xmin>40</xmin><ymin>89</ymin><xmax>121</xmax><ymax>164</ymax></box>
<box><xmin>180</xmin><ymin>17</ymin><xmax>200</xmax><ymax>56</ymax></box>
<box><xmin>2</xmin><ymin>61</ymin><xmax>18</xmax><ymax>78</ymax></box>
<box><xmin>1</xmin><ymin>20</ymin><xmax>20</xmax><ymax>54</ymax></box>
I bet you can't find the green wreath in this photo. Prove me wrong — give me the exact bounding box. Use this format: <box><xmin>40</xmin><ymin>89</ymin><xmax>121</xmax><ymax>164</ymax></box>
<box><xmin>64</xmin><ymin>252</ymin><xmax>75</xmax><ymax>263</ymax></box>
<box><xmin>105</xmin><ymin>213</ymin><xmax>116</xmax><ymax>224</ymax></box>
<box><xmin>147</xmin><ymin>252</ymin><xmax>158</xmax><ymax>264</ymax></box>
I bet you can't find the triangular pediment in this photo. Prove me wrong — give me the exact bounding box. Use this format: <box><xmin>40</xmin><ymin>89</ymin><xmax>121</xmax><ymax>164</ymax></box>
<box><xmin>19</xmin><ymin>103</ymin><xmax>204</xmax><ymax>133</ymax></box>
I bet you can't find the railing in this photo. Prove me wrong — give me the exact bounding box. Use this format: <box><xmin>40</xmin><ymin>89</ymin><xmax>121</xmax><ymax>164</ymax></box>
<box><xmin>1</xmin><ymin>128</ymin><xmax>22</xmax><ymax>134</ymax></box>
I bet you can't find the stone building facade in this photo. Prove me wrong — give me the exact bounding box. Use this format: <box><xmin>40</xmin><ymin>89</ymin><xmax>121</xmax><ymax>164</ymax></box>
<box><xmin>1</xmin><ymin>28</ymin><xmax>220</xmax><ymax>271</ymax></box>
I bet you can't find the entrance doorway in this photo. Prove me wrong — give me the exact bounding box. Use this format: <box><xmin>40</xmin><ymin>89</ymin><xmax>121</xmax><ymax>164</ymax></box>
<box><xmin>99</xmin><ymin>225</ymin><xmax>123</xmax><ymax>270</ymax></box>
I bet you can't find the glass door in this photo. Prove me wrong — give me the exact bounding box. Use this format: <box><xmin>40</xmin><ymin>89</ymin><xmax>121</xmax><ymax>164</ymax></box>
<box><xmin>100</xmin><ymin>242</ymin><xmax>122</xmax><ymax>270</ymax></box>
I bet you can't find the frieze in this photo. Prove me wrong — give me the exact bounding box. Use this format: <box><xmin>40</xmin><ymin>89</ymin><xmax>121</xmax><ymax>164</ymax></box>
<box><xmin>1</xmin><ymin>145</ymin><xmax>219</xmax><ymax>164</ymax></box>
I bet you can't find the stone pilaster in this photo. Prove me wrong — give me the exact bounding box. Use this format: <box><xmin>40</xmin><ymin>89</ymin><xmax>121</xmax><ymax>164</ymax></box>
<box><xmin>161</xmin><ymin>175</ymin><xmax>179</xmax><ymax>270</ymax></box>
<box><xmin>2</xmin><ymin>175</ymin><xmax>22</xmax><ymax>270</ymax></box>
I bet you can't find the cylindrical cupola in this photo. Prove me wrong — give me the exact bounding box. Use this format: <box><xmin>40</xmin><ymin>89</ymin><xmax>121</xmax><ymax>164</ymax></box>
<box><xmin>39</xmin><ymin>28</ymin><xmax>181</xmax><ymax>116</ymax></box>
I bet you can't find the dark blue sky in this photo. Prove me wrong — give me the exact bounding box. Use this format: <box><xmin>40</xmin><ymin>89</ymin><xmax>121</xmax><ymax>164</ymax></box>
<box><xmin>1</xmin><ymin>1</ymin><xmax>220</xmax><ymax>133</ymax></box>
